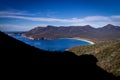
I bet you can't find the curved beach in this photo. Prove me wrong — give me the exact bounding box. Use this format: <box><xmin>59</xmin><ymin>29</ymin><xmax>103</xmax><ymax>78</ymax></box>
<box><xmin>67</xmin><ymin>37</ymin><xmax>95</xmax><ymax>44</ymax></box>
<box><xmin>65</xmin><ymin>38</ymin><xmax>95</xmax><ymax>51</ymax></box>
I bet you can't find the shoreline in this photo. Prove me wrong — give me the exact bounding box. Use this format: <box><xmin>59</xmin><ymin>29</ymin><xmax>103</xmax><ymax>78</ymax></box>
<box><xmin>21</xmin><ymin>34</ymin><xmax>95</xmax><ymax>44</ymax></box>
<box><xmin>65</xmin><ymin>37</ymin><xmax>95</xmax><ymax>51</ymax></box>
<box><xmin>66</xmin><ymin>37</ymin><xmax>95</xmax><ymax>44</ymax></box>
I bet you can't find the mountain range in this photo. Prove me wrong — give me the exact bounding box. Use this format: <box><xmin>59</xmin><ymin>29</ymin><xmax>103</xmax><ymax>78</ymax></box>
<box><xmin>22</xmin><ymin>24</ymin><xmax>120</xmax><ymax>42</ymax></box>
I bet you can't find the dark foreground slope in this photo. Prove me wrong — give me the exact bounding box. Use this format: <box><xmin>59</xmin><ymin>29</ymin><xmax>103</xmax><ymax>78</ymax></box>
<box><xmin>0</xmin><ymin>31</ymin><xmax>119</xmax><ymax>80</ymax></box>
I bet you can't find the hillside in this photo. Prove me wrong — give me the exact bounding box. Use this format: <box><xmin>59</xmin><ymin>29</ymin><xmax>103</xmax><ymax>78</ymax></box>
<box><xmin>16</xmin><ymin>24</ymin><xmax>120</xmax><ymax>77</ymax></box>
<box><xmin>0</xmin><ymin>31</ymin><xmax>120</xmax><ymax>80</ymax></box>
<box><xmin>22</xmin><ymin>24</ymin><xmax>120</xmax><ymax>41</ymax></box>
<box><xmin>68</xmin><ymin>40</ymin><xmax>120</xmax><ymax>76</ymax></box>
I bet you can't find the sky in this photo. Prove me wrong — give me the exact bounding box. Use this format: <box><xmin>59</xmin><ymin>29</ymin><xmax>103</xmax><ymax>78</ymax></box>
<box><xmin>0</xmin><ymin>0</ymin><xmax>120</xmax><ymax>31</ymax></box>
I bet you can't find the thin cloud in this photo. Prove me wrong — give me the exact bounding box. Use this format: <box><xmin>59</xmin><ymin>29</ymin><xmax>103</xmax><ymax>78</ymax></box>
<box><xmin>0</xmin><ymin>15</ymin><xmax>114</xmax><ymax>22</ymax></box>
<box><xmin>0</xmin><ymin>10</ymin><xmax>120</xmax><ymax>27</ymax></box>
<box><xmin>0</xmin><ymin>10</ymin><xmax>34</xmax><ymax>16</ymax></box>
<box><xmin>111</xmin><ymin>15</ymin><xmax>120</xmax><ymax>19</ymax></box>
<box><xmin>0</xmin><ymin>11</ymin><xmax>23</xmax><ymax>15</ymax></box>
<box><xmin>0</xmin><ymin>24</ymin><xmax>29</xmax><ymax>31</ymax></box>
<box><xmin>84</xmin><ymin>16</ymin><xmax>111</xmax><ymax>21</ymax></box>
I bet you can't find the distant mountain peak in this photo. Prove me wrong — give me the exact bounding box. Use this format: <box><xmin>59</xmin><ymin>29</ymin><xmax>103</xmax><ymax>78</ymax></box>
<box><xmin>84</xmin><ymin>25</ymin><xmax>93</xmax><ymax>28</ymax></box>
<box><xmin>81</xmin><ymin>25</ymin><xmax>94</xmax><ymax>29</ymax></box>
<box><xmin>104</xmin><ymin>24</ymin><xmax>115</xmax><ymax>27</ymax></box>
<box><xmin>46</xmin><ymin>25</ymin><xmax>57</xmax><ymax>28</ymax></box>
<box><xmin>103</xmin><ymin>24</ymin><xmax>120</xmax><ymax>29</ymax></box>
<box><xmin>84</xmin><ymin>25</ymin><xmax>92</xmax><ymax>27</ymax></box>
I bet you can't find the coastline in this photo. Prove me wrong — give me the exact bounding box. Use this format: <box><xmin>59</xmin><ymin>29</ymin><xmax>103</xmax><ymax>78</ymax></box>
<box><xmin>65</xmin><ymin>37</ymin><xmax>95</xmax><ymax>51</ymax></box>
<box><xmin>66</xmin><ymin>37</ymin><xmax>95</xmax><ymax>44</ymax></box>
<box><xmin>21</xmin><ymin>34</ymin><xmax>95</xmax><ymax>44</ymax></box>
<box><xmin>22</xmin><ymin>35</ymin><xmax>95</xmax><ymax>44</ymax></box>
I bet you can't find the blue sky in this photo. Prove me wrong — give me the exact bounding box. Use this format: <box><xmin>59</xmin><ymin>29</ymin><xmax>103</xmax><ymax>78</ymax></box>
<box><xmin>0</xmin><ymin>0</ymin><xmax>120</xmax><ymax>31</ymax></box>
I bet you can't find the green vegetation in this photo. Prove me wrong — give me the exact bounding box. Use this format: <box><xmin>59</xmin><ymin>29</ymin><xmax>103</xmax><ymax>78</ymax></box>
<box><xmin>68</xmin><ymin>40</ymin><xmax>120</xmax><ymax>76</ymax></box>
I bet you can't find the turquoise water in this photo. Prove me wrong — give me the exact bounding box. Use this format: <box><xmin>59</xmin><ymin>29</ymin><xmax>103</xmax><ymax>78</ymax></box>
<box><xmin>11</xmin><ymin>35</ymin><xmax>90</xmax><ymax>51</ymax></box>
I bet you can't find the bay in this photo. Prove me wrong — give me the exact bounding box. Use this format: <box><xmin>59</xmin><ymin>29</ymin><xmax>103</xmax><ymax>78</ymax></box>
<box><xmin>11</xmin><ymin>35</ymin><xmax>90</xmax><ymax>51</ymax></box>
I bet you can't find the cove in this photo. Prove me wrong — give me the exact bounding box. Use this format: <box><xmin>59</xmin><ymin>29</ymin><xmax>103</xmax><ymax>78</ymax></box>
<box><xmin>11</xmin><ymin>35</ymin><xmax>92</xmax><ymax>51</ymax></box>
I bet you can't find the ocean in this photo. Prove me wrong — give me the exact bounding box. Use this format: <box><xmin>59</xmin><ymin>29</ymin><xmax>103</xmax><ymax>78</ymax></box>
<box><xmin>11</xmin><ymin>35</ymin><xmax>90</xmax><ymax>51</ymax></box>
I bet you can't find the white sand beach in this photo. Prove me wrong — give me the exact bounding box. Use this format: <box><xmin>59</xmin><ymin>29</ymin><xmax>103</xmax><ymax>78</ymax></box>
<box><xmin>67</xmin><ymin>37</ymin><xmax>95</xmax><ymax>44</ymax></box>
